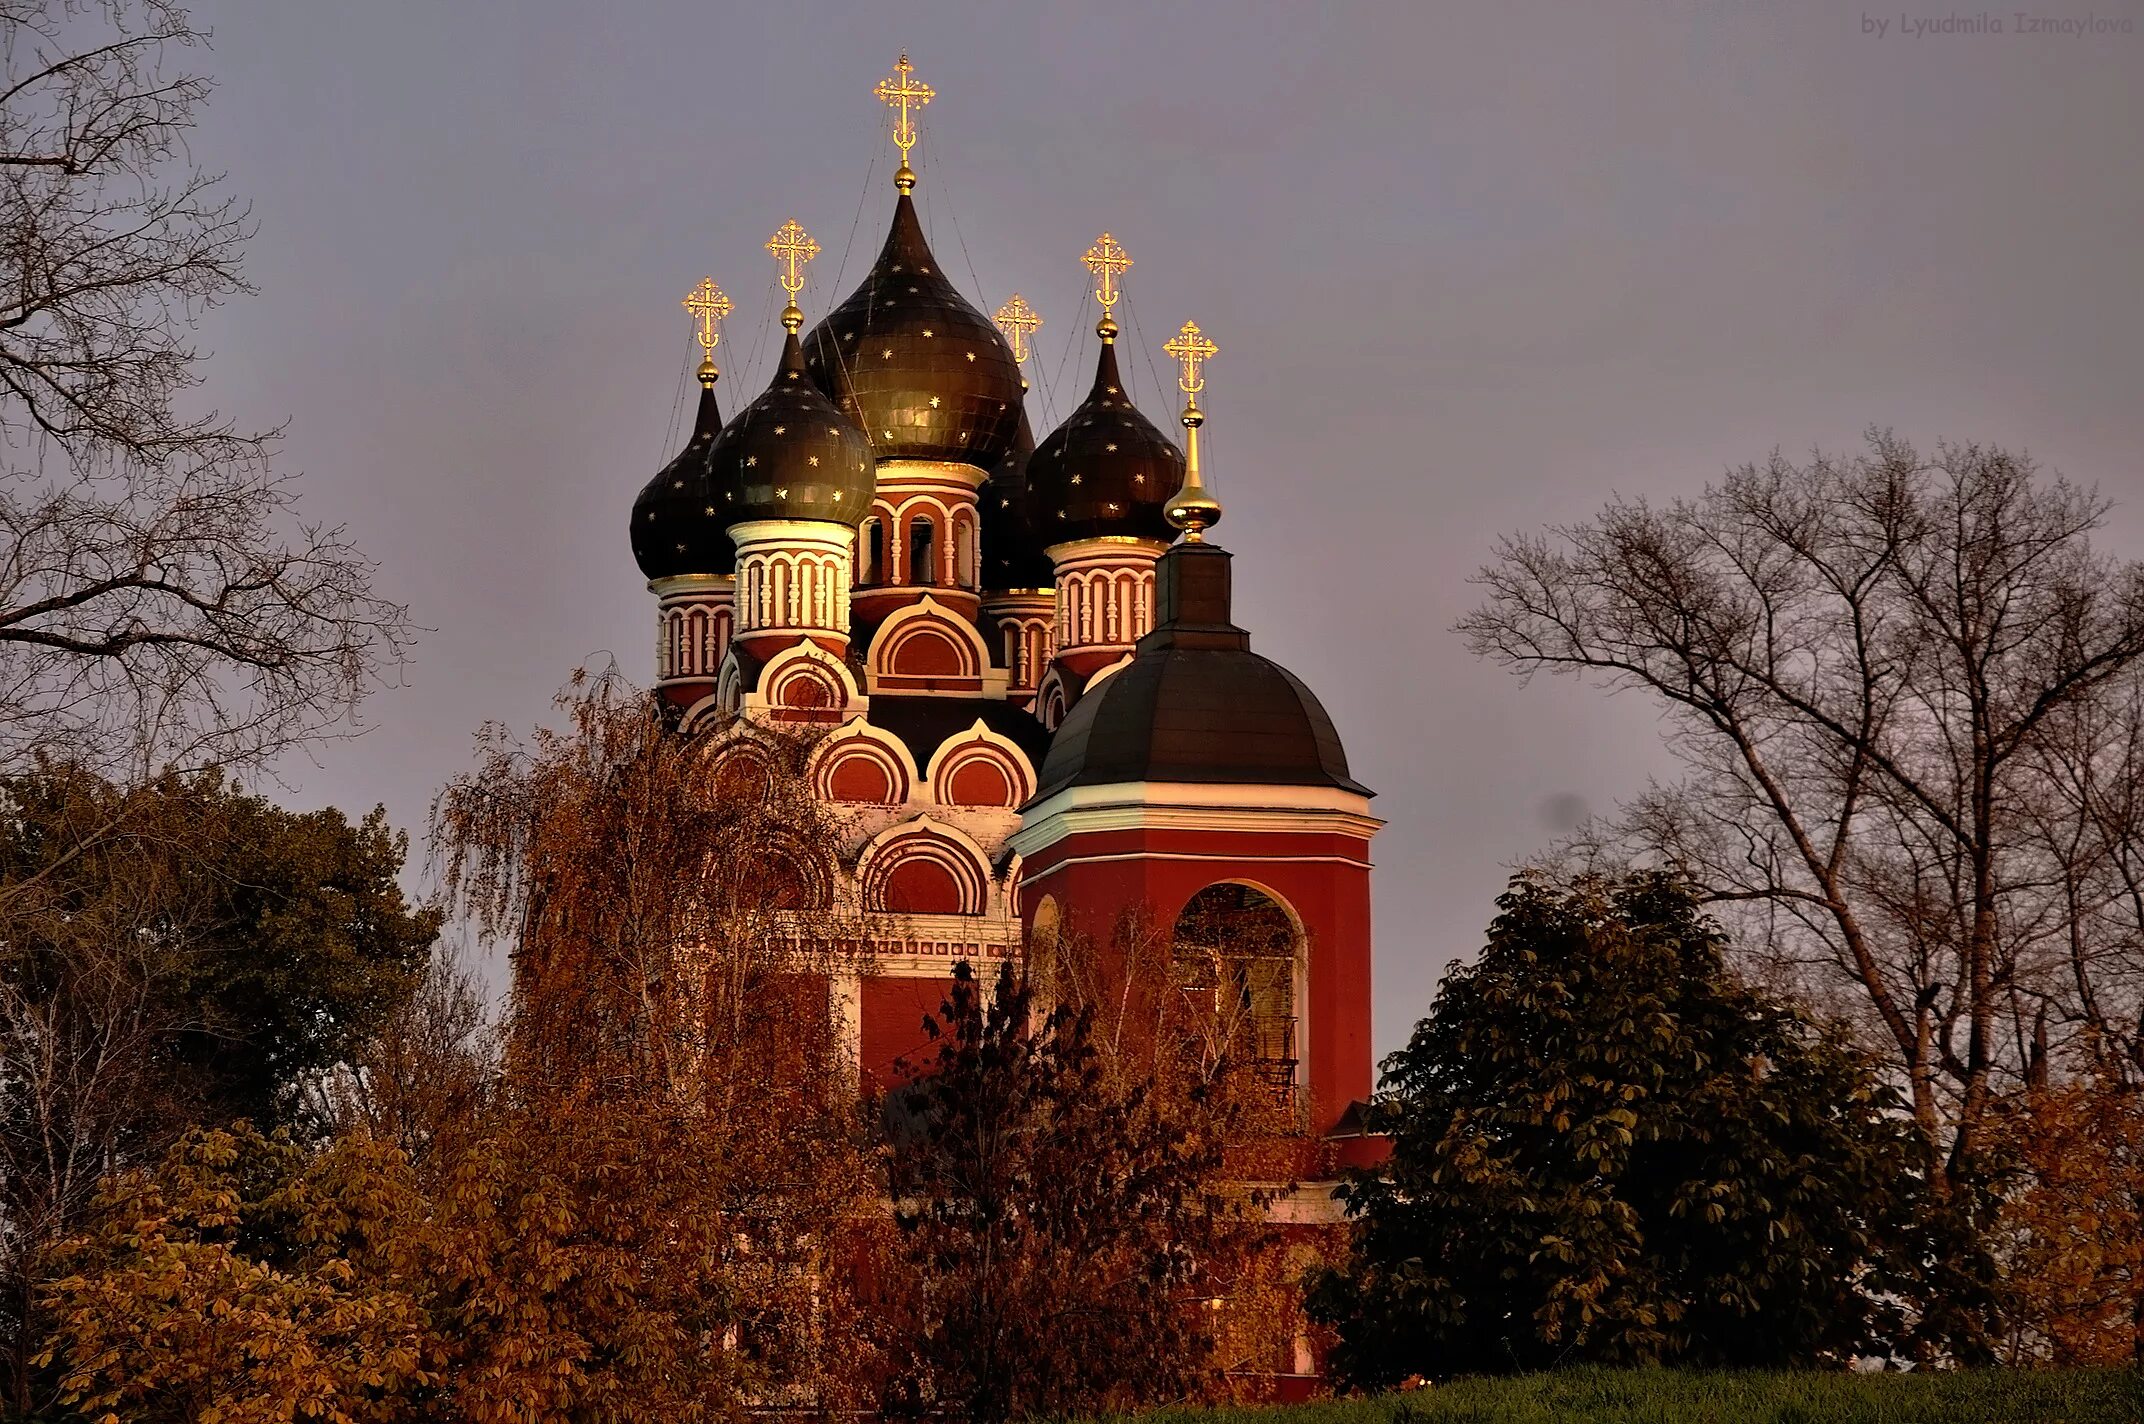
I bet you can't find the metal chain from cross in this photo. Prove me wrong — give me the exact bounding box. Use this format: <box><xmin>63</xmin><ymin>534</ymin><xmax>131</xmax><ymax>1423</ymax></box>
<box><xmin>1164</xmin><ymin>320</ymin><xmax>1218</xmax><ymax>397</ymax></box>
<box><xmin>1083</xmin><ymin>233</ymin><xmax>1131</xmax><ymax>320</ymax></box>
<box><xmin>994</xmin><ymin>294</ymin><xmax>1042</xmax><ymax>364</ymax></box>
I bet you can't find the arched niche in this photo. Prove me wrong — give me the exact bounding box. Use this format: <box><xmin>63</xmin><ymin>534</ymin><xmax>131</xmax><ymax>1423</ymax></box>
<box><xmin>859</xmin><ymin>818</ymin><xmax>992</xmax><ymax>917</ymax></box>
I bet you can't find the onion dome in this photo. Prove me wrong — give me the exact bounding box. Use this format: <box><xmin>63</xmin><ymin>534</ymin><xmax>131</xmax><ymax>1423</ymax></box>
<box><xmin>801</xmin><ymin>192</ymin><xmax>1025</xmax><ymax>468</ymax></box>
<box><xmin>709</xmin><ymin>322</ymin><xmax>875</xmax><ymax>528</ymax></box>
<box><xmin>1034</xmin><ymin>542</ymin><xmax>1369</xmax><ymax>800</ymax></box>
<box><xmin>630</xmin><ymin>375</ymin><xmax>731</xmax><ymax>578</ymax></box>
<box><xmin>1023</xmin><ymin>332</ymin><xmax>1181</xmax><ymax>545</ymax></box>
<box><xmin>979</xmin><ymin>407</ymin><xmax>1056</xmax><ymax>591</ymax></box>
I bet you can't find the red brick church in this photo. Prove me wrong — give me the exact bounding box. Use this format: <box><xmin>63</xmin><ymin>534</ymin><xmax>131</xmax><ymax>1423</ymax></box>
<box><xmin>626</xmin><ymin>54</ymin><xmax>1382</xmax><ymax>1386</ymax></box>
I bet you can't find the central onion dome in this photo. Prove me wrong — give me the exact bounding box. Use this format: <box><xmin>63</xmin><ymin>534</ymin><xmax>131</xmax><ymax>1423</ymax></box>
<box><xmin>631</xmin><ymin>373</ymin><xmax>731</xmax><ymax>579</ymax></box>
<box><xmin>1023</xmin><ymin>329</ymin><xmax>1182</xmax><ymax>546</ymax></box>
<box><xmin>710</xmin><ymin>325</ymin><xmax>874</xmax><ymax>527</ymax></box>
<box><xmin>802</xmin><ymin>193</ymin><xmax>1025</xmax><ymax>468</ymax></box>
<box><xmin>979</xmin><ymin>407</ymin><xmax>1056</xmax><ymax>591</ymax></box>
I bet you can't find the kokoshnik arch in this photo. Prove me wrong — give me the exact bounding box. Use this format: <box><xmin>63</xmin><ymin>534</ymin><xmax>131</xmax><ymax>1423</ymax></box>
<box><xmin>626</xmin><ymin>56</ymin><xmax>1384</xmax><ymax>1182</ymax></box>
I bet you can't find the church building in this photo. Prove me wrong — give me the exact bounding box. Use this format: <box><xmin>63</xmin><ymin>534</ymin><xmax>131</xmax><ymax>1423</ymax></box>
<box><xmin>626</xmin><ymin>55</ymin><xmax>1383</xmax><ymax>1383</ymax></box>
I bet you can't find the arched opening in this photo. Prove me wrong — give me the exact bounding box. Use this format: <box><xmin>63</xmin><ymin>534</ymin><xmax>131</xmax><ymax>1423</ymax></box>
<box><xmin>1028</xmin><ymin>895</ymin><xmax>1061</xmax><ymax>1008</ymax></box>
<box><xmin>907</xmin><ymin>515</ymin><xmax>936</xmax><ymax>586</ymax></box>
<box><xmin>860</xmin><ymin>518</ymin><xmax>883</xmax><ymax>584</ymax></box>
<box><xmin>955</xmin><ymin>514</ymin><xmax>976</xmax><ymax>587</ymax></box>
<box><xmin>1171</xmin><ymin>883</ymin><xmax>1300</xmax><ymax>1097</ymax></box>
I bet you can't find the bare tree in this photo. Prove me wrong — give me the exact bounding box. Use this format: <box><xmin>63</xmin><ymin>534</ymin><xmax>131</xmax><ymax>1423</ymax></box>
<box><xmin>1459</xmin><ymin>432</ymin><xmax>2144</xmax><ymax>1187</ymax></box>
<box><xmin>0</xmin><ymin>0</ymin><xmax>408</xmax><ymax>779</ymax></box>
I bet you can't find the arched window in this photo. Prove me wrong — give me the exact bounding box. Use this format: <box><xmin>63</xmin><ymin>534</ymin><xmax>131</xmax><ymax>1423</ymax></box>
<box><xmin>1172</xmin><ymin>883</ymin><xmax>1300</xmax><ymax>1095</ymax></box>
<box><xmin>861</xmin><ymin>518</ymin><xmax>884</xmax><ymax>584</ymax></box>
<box><xmin>1028</xmin><ymin>895</ymin><xmax>1062</xmax><ymax>1009</ymax></box>
<box><xmin>955</xmin><ymin>517</ymin><xmax>976</xmax><ymax>587</ymax></box>
<box><xmin>908</xmin><ymin>515</ymin><xmax>936</xmax><ymax>586</ymax></box>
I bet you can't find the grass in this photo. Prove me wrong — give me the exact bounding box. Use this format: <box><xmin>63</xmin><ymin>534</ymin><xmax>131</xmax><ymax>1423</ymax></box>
<box><xmin>1127</xmin><ymin>1368</ymin><xmax>2143</xmax><ymax>1424</ymax></box>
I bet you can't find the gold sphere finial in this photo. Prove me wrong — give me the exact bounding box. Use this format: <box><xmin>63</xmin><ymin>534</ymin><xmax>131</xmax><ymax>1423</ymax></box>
<box><xmin>766</xmin><ymin>220</ymin><xmax>819</xmax><ymax>332</ymax></box>
<box><xmin>683</xmin><ymin>276</ymin><xmax>731</xmax><ymax>387</ymax></box>
<box><xmin>1163</xmin><ymin>319</ymin><xmax>1223</xmax><ymax>541</ymax></box>
<box><xmin>875</xmin><ymin>53</ymin><xmax>934</xmax><ymax>186</ymax></box>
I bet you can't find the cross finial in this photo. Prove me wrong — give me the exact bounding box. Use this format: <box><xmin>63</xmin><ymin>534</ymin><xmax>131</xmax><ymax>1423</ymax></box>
<box><xmin>994</xmin><ymin>294</ymin><xmax>1042</xmax><ymax>365</ymax></box>
<box><xmin>766</xmin><ymin>220</ymin><xmax>820</xmax><ymax>331</ymax></box>
<box><xmin>874</xmin><ymin>52</ymin><xmax>935</xmax><ymax>191</ymax></box>
<box><xmin>1164</xmin><ymin>320</ymin><xmax>1218</xmax><ymax>400</ymax></box>
<box><xmin>682</xmin><ymin>276</ymin><xmax>731</xmax><ymax>384</ymax></box>
<box><xmin>1164</xmin><ymin>318</ymin><xmax>1223</xmax><ymax>542</ymax></box>
<box><xmin>1082</xmin><ymin>232</ymin><xmax>1131</xmax><ymax>339</ymax></box>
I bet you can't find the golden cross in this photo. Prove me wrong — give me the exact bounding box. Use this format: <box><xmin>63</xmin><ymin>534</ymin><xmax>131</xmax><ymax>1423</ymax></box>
<box><xmin>994</xmin><ymin>294</ymin><xmax>1042</xmax><ymax>364</ymax></box>
<box><xmin>874</xmin><ymin>52</ymin><xmax>935</xmax><ymax>167</ymax></box>
<box><xmin>1164</xmin><ymin>320</ymin><xmax>1218</xmax><ymax>396</ymax></box>
<box><xmin>766</xmin><ymin>220</ymin><xmax>819</xmax><ymax>298</ymax></box>
<box><xmin>682</xmin><ymin>277</ymin><xmax>731</xmax><ymax>359</ymax></box>
<box><xmin>1083</xmin><ymin>233</ymin><xmax>1131</xmax><ymax>321</ymax></box>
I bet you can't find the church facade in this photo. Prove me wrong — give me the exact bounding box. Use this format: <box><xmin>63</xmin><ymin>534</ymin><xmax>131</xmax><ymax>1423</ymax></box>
<box><xmin>626</xmin><ymin>58</ymin><xmax>1383</xmax><ymax>1379</ymax></box>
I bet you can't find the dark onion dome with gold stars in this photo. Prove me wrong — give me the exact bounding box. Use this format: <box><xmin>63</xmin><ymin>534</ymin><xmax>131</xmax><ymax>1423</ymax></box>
<box><xmin>1033</xmin><ymin>541</ymin><xmax>1370</xmax><ymax>800</ymax></box>
<box><xmin>1023</xmin><ymin>332</ymin><xmax>1181</xmax><ymax>546</ymax></box>
<box><xmin>801</xmin><ymin>190</ymin><xmax>1025</xmax><ymax>469</ymax></box>
<box><xmin>709</xmin><ymin>324</ymin><xmax>875</xmax><ymax>528</ymax></box>
<box><xmin>978</xmin><ymin>407</ymin><xmax>1056</xmax><ymax>591</ymax></box>
<box><xmin>630</xmin><ymin>374</ymin><xmax>732</xmax><ymax>579</ymax></box>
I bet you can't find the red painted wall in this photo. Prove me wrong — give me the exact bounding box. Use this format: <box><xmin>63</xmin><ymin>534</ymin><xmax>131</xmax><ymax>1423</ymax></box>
<box><xmin>859</xmin><ymin>975</ymin><xmax>957</xmax><ymax>1092</ymax></box>
<box><xmin>1020</xmin><ymin>826</ymin><xmax>1375</xmax><ymax>1133</ymax></box>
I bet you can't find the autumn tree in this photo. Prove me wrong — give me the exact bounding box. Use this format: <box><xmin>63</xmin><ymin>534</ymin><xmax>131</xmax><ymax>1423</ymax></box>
<box><xmin>35</xmin><ymin>1124</ymin><xmax>438</xmax><ymax>1424</ymax></box>
<box><xmin>1460</xmin><ymin>433</ymin><xmax>2144</xmax><ymax>1196</ymax></box>
<box><xmin>879</xmin><ymin>960</ymin><xmax>1249</xmax><ymax>1423</ymax></box>
<box><xmin>428</xmin><ymin>669</ymin><xmax>882</xmax><ymax>1418</ymax></box>
<box><xmin>1310</xmin><ymin>872</ymin><xmax>1932</xmax><ymax>1384</ymax></box>
<box><xmin>0</xmin><ymin>766</ymin><xmax>436</xmax><ymax>1411</ymax></box>
<box><xmin>1989</xmin><ymin>1072</ymin><xmax>2144</xmax><ymax>1364</ymax></box>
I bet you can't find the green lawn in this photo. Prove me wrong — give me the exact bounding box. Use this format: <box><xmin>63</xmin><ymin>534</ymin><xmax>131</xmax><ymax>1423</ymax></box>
<box><xmin>1129</xmin><ymin>1368</ymin><xmax>2142</xmax><ymax>1424</ymax></box>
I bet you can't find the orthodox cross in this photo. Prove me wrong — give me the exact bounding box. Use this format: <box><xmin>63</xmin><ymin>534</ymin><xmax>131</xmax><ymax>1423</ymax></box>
<box><xmin>1083</xmin><ymin>233</ymin><xmax>1131</xmax><ymax>322</ymax></box>
<box><xmin>767</xmin><ymin>220</ymin><xmax>819</xmax><ymax>295</ymax></box>
<box><xmin>874</xmin><ymin>53</ymin><xmax>934</xmax><ymax>176</ymax></box>
<box><xmin>1164</xmin><ymin>320</ymin><xmax>1218</xmax><ymax>397</ymax></box>
<box><xmin>994</xmin><ymin>294</ymin><xmax>1042</xmax><ymax>364</ymax></box>
<box><xmin>682</xmin><ymin>277</ymin><xmax>731</xmax><ymax>365</ymax></box>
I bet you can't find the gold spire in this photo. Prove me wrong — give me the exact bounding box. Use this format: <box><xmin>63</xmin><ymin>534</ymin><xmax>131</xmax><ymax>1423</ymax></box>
<box><xmin>765</xmin><ymin>219</ymin><xmax>820</xmax><ymax>331</ymax></box>
<box><xmin>1163</xmin><ymin>319</ymin><xmax>1222</xmax><ymax>541</ymax></box>
<box><xmin>682</xmin><ymin>276</ymin><xmax>731</xmax><ymax>385</ymax></box>
<box><xmin>874</xmin><ymin>52</ymin><xmax>935</xmax><ymax>193</ymax></box>
<box><xmin>1082</xmin><ymin>232</ymin><xmax>1131</xmax><ymax>341</ymax></box>
<box><xmin>994</xmin><ymin>293</ymin><xmax>1042</xmax><ymax>365</ymax></box>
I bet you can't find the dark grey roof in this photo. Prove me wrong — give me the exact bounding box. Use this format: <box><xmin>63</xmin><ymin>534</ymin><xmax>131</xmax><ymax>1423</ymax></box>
<box><xmin>710</xmin><ymin>330</ymin><xmax>875</xmax><ymax>529</ymax></box>
<box><xmin>803</xmin><ymin>194</ymin><xmax>1024</xmax><ymax>469</ymax></box>
<box><xmin>1023</xmin><ymin>340</ymin><xmax>1180</xmax><ymax>546</ymax></box>
<box><xmin>867</xmin><ymin>694</ymin><xmax>1053</xmax><ymax>773</ymax></box>
<box><xmin>1032</xmin><ymin>542</ymin><xmax>1369</xmax><ymax>801</ymax></box>
<box><xmin>631</xmin><ymin>380</ymin><xmax>734</xmax><ymax>579</ymax></box>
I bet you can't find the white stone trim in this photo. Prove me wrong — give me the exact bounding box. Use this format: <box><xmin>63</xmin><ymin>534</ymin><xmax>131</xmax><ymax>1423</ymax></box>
<box><xmin>1009</xmin><ymin>781</ymin><xmax>1384</xmax><ymax>859</ymax></box>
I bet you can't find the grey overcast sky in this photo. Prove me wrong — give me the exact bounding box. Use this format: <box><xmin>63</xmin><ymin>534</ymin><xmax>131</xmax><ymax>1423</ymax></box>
<box><xmin>195</xmin><ymin>0</ymin><xmax>2143</xmax><ymax>1055</ymax></box>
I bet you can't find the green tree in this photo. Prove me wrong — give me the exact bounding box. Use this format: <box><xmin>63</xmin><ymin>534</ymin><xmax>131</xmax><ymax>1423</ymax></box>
<box><xmin>1309</xmin><ymin>872</ymin><xmax>1929</xmax><ymax>1385</ymax></box>
<box><xmin>879</xmin><ymin>961</ymin><xmax>1245</xmax><ymax>1424</ymax></box>
<box><xmin>0</xmin><ymin>765</ymin><xmax>438</xmax><ymax>1407</ymax></box>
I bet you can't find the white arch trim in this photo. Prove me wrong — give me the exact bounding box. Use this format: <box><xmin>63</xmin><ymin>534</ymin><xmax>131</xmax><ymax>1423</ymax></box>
<box><xmin>924</xmin><ymin>716</ymin><xmax>1036</xmax><ymax>807</ymax></box>
<box><xmin>808</xmin><ymin>716</ymin><xmax>922</xmax><ymax>801</ymax></box>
